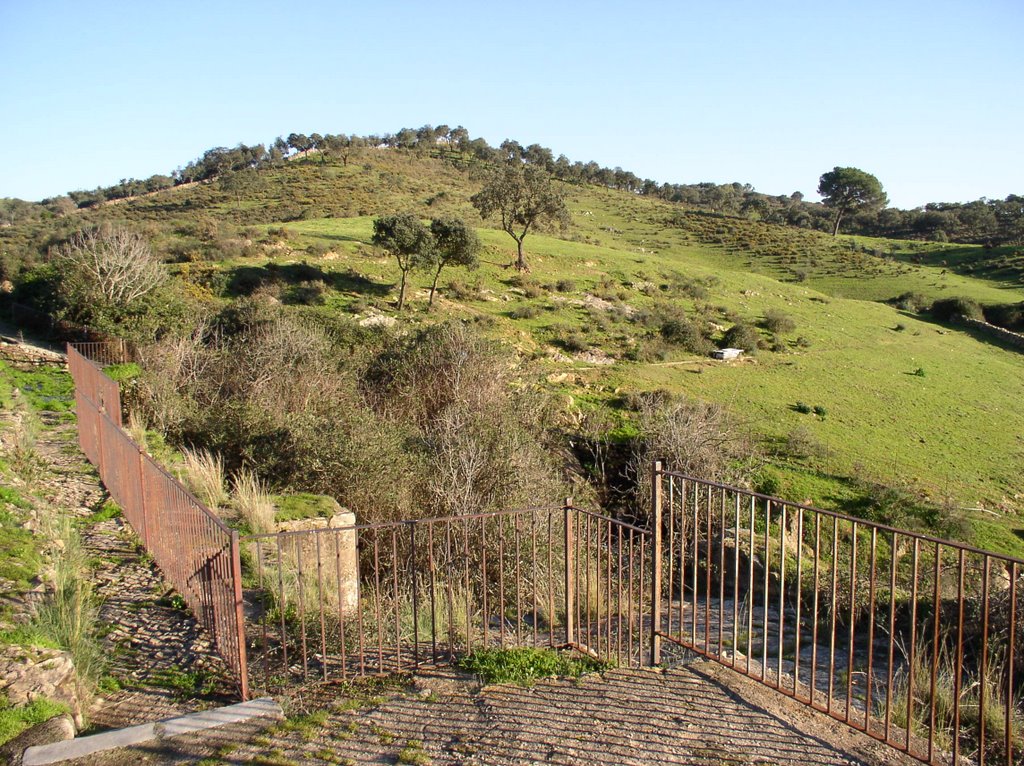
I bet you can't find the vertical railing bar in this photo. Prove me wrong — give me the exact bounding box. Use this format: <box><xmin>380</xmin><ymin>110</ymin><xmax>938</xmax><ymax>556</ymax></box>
<box><xmin>427</xmin><ymin>522</ymin><xmax>437</xmax><ymax>664</ymax></box>
<box><xmin>952</xmin><ymin>548</ymin><xmax>965</xmax><ymax>765</ymax></box>
<box><xmin>650</xmin><ymin>462</ymin><xmax>663</xmax><ymax>666</ymax></box>
<box><xmin>391</xmin><ymin>528</ymin><xmax>401</xmax><ymax>670</ymax></box>
<box><xmin>333</xmin><ymin>533</ymin><xmax>348</xmax><ymax>682</ymax></box>
<box><xmin>980</xmin><ymin>554</ymin><xmax>990</xmax><ymax>766</ymax></box>
<box><xmin>614</xmin><ymin>520</ymin><xmax>622</xmax><ymax>663</ymax></box>
<box><xmin>463</xmin><ymin>518</ymin><xmax>472</xmax><ymax>653</ymax></box>
<box><xmin>627</xmin><ymin>528</ymin><xmax>635</xmax><ymax>666</ymax></box>
<box><xmin>928</xmin><ymin>541</ymin><xmax>941</xmax><ymax>763</ymax></box>
<box><xmin>480</xmin><ymin>517</ymin><xmax>488</xmax><ymax>650</ymax></box>
<box><xmin>595</xmin><ymin>512</ymin><xmax>602</xmax><ymax>657</ymax></box>
<box><xmin>1006</xmin><ymin>561</ymin><xmax>1016</xmax><ymax>766</ymax></box>
<box><xmin>865</xmin><ymin>527</ymin><xmax>878</xmax><ymax>734</ymax></box>
<box><xmin>778</xmin><ymin>504</ymin><xmax>786</xmax><ymax>691</ymax></box>
<box><xmin>639</xmin><ymin>533</ymin><xmax>646</xmax><ymax>666</ymax></box>
<box><xmin>747</xmin><ymin>494</ymin><xmax>755</xmax><ymax>676</ymax></box>
<box><xmin>547</xmin><ymin>510</ymin><xmax>555</xmax><ymax>649</ymax></box>
<box><xmin>811</xmin><ymin>512</ymin><xmax>820</xmax><ymax>708</ymax></box>
<box><xmin>762</xmin><ymin>499</ymin><xmax>771</xmax><ymax>682</ymax></box>
<box><xmin>564</xmin><ymin>501</ymin><xmax>575</xmax><ymax>649</ymax></box>
<box><xmin>718</xmin><ymin>488</ymin><xmax>726</xmax><ymax>661</ymax></box>
<box><xmin>515</xmin><ymin>512</ymin><xmax>523</xmax><ymax>648</ymax></box>
<box><xmin>531</xmin><ymin>511</ymin><xmax>539</xmax><ymax>648</ymax></box>
<box><xmin>409</xmin><ymin>522</ymin><xmax>420</xmax><ymax>670</ymax></box>
<box><xmin>667</xmin><ymin>472</ymin><xmax>675</xmax><ymax>645</ymax></box>
<box><xmin>577</xmin><ymin>510</ymin><xmax>584</xmax><ymax>649</ymax></box>
<box><xmin>372</xmin><ymin>533</ymin><xmax>383</xmax><ymax>672</ymax></box>
<box><xmin>295</xmin><ymin>536</ymin><xmax>309</xmax><ymax>681</ymax></box>
<box><xmin>906</xmin><ymin>538</ymin><xmax>919</xmax><ymax>755</ymax></box>
<box><xmin>606</xmin><ymin>519</ymin><xmax>613</xmax><ymax>658</ymax></box>
<box><xmin>846</xmin><ymin>520</ymin><xmax>858</xmax><ymax>725</ymax></box>
<box><xmin>692</xmin><ymin>480</ymin><xmax>698</xmax><ymax>647</ymax></box>
<box><xmin>276</xmin><ymin>535</ymin><xmax>288</xmax><ymax>679</ymax></box>
<box><xmin>315</xmin><ymin>533</ymin><xmax>328</xmax><ymax>683</ymax></box>
<box><xmin>446</xmin><ymin>521</ymin><xmax>456</xmax><ymax>660</ymax></box>
<box><xmin>498</xmin><ymin>516</ymin><xmax>506</xmax><ymax>649</ymax></box>
<box><xmin>732</xmin><ymin>492</ymin><xmax>740</xmax><ymax>669</ymax></box>
<box><xmin>586</xmin><ymin>511</ymin><xmax>592</xmax><ymax>652</ymax></box>
<box><xmin>884</xmin><ymin>531</ymin><xmax>898</xmax><ymax>744</ymax></box>
<box><xmin>794</xmin><ymin>508</ymin><xmax>803</xmax><ymax>700</ymax></box>
<box><xmin>255</xmin><ymin>540</ymin><xmax>268</xmax><ymax>691</ymax></box>
<box><xmin>828</xmin><ymin>516</ymin><xmax>838</xmax><ymax>716</ymax></box>
<box><xmin>704</xmin><ymin>485</ymin><xmax>712</xmax><ymax>657</ymax></box>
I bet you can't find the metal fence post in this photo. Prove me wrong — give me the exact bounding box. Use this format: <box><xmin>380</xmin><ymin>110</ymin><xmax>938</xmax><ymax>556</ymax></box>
<box><xmin>230</xmin><ymin>530</ymin><xmax>250</xmax><ymax>701</ymax></box>
<box><xmin>564</xmin><ymin>497</ymin><xmax>575</xmax><ymax>647</ymax></box>
<box><xmin>650</xmin><ymin>461</ymin><xmax>663</xmax><ymax>666</ymax></box>
<box><xmin>137</xmin><ymin>446</ymin><xmax>150</xmax><ymax>549</ymax></box>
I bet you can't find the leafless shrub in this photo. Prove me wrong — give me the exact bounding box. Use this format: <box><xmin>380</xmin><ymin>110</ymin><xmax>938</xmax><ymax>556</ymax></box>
<box><xmin>631</xmin><ymin>393</ymin><xmax>755</xmax><ymax>513</ymax></box>
<box><xmin>51</xmin><ymin>225</ymin><xmax>166</xmax><ymax>307</ymax></box>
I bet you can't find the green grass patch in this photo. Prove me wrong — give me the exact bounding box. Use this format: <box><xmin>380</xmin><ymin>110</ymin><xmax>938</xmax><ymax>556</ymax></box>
<box><xmin>80</xmin><ymin>499</ymin><xmax>121</xmax><ymax>526</ymax></box>
<box><xmin>0</xmin><ymin>361</ymin><xmax>74</xmax><ymax>412</ymax></box>
<box><xmin>0</xmin><ymin>696</ymin><xmax>69</xmax><ymax>746</ymax></box>
<box><xmin>397</xmin><ymin>739</ymin><xmax>432</xmax><ymax>766</ymax></box>
<box><xmin>457</xmin><ymin>647</ymin><xmax>609</xmax><ymax>686</ymax></box>
<box><xmin>102</xmin><ymin>363</ymin><xmax>141</xmax><ymax>384</ymax></box>
<box><xmin>272</xmin><ymin>492</ymin><xmax>339</xmax><ymax>522</ymax></box>
<box><xmin>0</xmin><ymin>625</ymin><xmax>61</xmax><ymax>650</ymax></box>
<box><xmin>0</xmin><ymin>486</ymin><xmax>31</xmax><ymax>510</ymax></box>
<box><xmin>0</xmin><ymin>506</ymin><xmax>43</xmax><ymax>589</ymax></box>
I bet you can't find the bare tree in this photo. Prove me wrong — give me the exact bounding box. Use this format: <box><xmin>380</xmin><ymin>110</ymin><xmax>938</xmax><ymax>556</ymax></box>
<box><xmin>52</xmin><ymin>225</ymin><xmax>166</xmax><ymax>307</ymax></box>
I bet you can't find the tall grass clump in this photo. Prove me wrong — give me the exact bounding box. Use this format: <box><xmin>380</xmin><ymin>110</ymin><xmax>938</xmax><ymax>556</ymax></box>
<box><xmin>887</xmin><ymin>640</ymin><xmax>1023</xmax><ymax>761</ymax></box>
<box><xmin>233</xmin><ymin>468</ymin><xmax>275</xmax><ymax>534</ymax></box>
<box><xmin>181</xmin><ymin>447</ymin><xmax>227</xmax><ymax>510</ymax></box>
<box><xmin>27</xmin><ymin>515</ymin><xmax>105</xmax><ymax>706</ymax></box>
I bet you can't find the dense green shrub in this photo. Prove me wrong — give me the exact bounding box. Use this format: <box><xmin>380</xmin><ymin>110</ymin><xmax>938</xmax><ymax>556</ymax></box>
<box><xmin>721</xmin><ymin>322</ymin><xmax>760</xmax><ymax>354</ymax></box>
<box><xmin>762</xmin><ymin>309</ymin><xmax>796</xmax><ymax>334</ymax></box>
<box><xmin>893</xmin><ymin>291</ymin><xmax>929</xmax><ymax>312</ymax></box>
<box><xmin>659</xmin><ymin>317</ymin><xmax>714</xmax><ymax>355</ymax></box>
<box><xmin>930</xmin><ymin>296</ymin><xmax>983</xmax><ymax>322</ymax></box>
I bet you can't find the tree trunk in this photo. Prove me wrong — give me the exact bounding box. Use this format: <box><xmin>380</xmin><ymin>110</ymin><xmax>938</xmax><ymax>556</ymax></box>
<box><xmin>515</xmin><ymin>237</ymin><xmax>527</xmax><ymax>271</ymax></box>
<box><xmin>397</xmin><ymin>269</ymin><xmax>407</xmax><ymax>310</ymax></box>
<box><xmin>832</xmin><ymin>211</ymin><xmax>843</xmax><ymax>237</ymax></box>
<box><xmin>429</xmin><ymin>264</ymin><xmax>443</xmax><ymax>306</ymax></box>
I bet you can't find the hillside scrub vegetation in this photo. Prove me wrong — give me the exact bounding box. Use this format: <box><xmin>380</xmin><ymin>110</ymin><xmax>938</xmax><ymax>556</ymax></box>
<box><xmin>2</xmin><ymin>128</ymin><xmax>1023</xmax><ymax>555</ymax></box>
<box><xmin>134</xmin><ymin>307</ymin><xmax>570</xmax><ymax>524</ymax></box>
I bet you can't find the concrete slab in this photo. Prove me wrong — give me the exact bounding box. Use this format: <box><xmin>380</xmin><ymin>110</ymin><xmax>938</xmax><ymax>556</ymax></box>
<box><xmin>21</xmin><ymin>697</ymin><xmax>282</xmax><ymax>766</ymax></box>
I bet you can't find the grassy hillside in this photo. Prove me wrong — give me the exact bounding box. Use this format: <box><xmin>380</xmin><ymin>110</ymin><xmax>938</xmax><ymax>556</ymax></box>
<box><xmin>7</xmin><ymin>150</ymin><xmax>1024</xmax><ymax>553</ymax></box>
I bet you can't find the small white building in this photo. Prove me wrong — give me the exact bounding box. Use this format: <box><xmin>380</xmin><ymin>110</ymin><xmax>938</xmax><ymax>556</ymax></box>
<box><xmin>712</xmin><ymin>348</ymin><xmax>744</xmax><ymax>360</ymax></box>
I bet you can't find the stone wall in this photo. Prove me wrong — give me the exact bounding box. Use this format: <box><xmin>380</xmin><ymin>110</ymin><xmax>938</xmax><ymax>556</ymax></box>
<box><xmin>962</xmin><ymin>317</ymin><xmax>1024</xmax><ymax>351</ymax></box>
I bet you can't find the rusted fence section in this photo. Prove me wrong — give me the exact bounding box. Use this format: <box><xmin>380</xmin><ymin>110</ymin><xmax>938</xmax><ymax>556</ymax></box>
<box><xmin>651</xmin><ymin>464</ymin><xmax>1024</xmax><ymax>766</ymax></box>
<box><xmin>67</xmin><ymin>344</ymin><xmax>249</xmax><ymax>699</ymax></box>
<box><xmin>240</xmin><ymin>503</ymin><xmax>651</xmax><ymax>693</ymax></box>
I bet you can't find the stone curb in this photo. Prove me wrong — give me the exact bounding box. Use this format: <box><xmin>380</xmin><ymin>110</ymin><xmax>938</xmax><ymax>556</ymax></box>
<box><xmin>22</xmin><ymin>698</ymin><xmax>282</xmax><ymax>766</ymax></box>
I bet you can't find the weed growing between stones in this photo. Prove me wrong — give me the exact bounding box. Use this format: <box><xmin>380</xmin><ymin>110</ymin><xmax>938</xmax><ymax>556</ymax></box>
<box><xmin>456</xmin><ymin>647</ymin><xmax>609</xmax><ymax>686</ymax></box>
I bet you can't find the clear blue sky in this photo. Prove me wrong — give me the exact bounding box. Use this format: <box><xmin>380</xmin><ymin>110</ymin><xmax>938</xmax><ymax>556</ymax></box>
<box><xmin>2</xmin><ymin>0</ymin><xmax>1021</xmax><ymax>208</ymax></box>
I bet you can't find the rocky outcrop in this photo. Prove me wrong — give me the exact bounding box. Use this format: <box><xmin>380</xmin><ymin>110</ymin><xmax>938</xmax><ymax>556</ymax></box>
<box><xmin>0</xmin><ymin>713</ymin><xmax>75</xmax><ymax>766</ymax></box>
<box><xmin>0</xmin><ymin>645</ymin><xmax>85</xmax><ymax>728</ymax></box>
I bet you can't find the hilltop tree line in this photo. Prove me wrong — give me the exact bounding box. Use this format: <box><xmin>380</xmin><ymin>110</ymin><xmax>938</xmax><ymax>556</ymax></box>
<box><xmin>2</xmin><ymin>123</ymin><xmax>1022</xmax><ymax>246</ymax></box>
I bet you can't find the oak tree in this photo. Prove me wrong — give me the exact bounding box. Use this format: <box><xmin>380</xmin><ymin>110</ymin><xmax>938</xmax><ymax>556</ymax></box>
<box><xmin>372</xmin><ymin>214</ymin><xmax>432</xmax><ymax>310</ymax></box>
<box><xmin>470</xmin><ymin>164</ymin><xmax>567</xmax><ymax>271</ymax></box>
<box><xmin>426</xmin><ymin>218</ymin><xmax>480</xmax><ymax>305</ymax></box>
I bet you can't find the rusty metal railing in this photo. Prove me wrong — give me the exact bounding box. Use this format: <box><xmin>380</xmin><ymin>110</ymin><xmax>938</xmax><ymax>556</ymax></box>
<box><xmin>240</xmin><ymin>502</ymin><xmax>651</xmax><ymax>694</ymax></box>
<box><xmin>651</xmin><ymin>463</ymin><xmax>1024</xmax><ymax>766</ymax></box>
<box><xmin>67</xmin><ymin>344</ymin><xmax>249</xmax><ymax>699</ymax></box>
